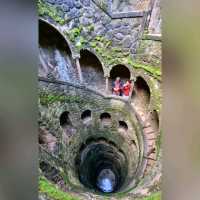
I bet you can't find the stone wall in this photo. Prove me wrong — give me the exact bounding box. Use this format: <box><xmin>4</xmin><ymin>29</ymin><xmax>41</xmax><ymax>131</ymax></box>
<box><xmin>38</xmin><ymin>0</ymin><xmax>148</xmax><ymax>57</ymax></box>
<box><xmin>135</xmin><ymin>0</ymin><xmax>162</xmax><ymax>66</ymax></box>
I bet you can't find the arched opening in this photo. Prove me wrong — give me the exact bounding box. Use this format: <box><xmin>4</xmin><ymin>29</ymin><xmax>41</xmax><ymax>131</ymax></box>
<box><xmin>132</xmin><ymin>76</ymin><xmax>150</xmax><ymax>112</ymax></box>
<box><xmin>110</xmin><ymin>65</ymin><xmax>131</xmax><ymax>95</ymax></box>
<box><xmin>79</xmin><ymin>49</ymin><xmax>105</xmax><ymax>92</ymax></box>
<box><xmin>76</xmin><ymin>139</ymin><xmax>128</xmax><ymax>193</ymax></box>
<box><xmin>39</xmin><ymin>20</ymin><xmax>78</xmax><ymax>82</ymax></box>
<box><xmin>60</xmin><ymin>111</ymin><xmax>71</xmax><ymax>127</ymax></box>
<box><xmin>59</xmin><ymin>111</ymin><xmax>76</xmax><ymax>138</ymax></box>
<box><xmin>81</xmin><ymin>110</ymin><xmax>92</xmax><ymax>124</ymax></box>
<box><xmin>100</xmin><ymin>113</ymin><xmax>112</xmax><ymax>127</ymax></box>
<box><xmin>118</xmin><ymin>121</ymin><xmax>128</xmax><ymax>132</ymax></box>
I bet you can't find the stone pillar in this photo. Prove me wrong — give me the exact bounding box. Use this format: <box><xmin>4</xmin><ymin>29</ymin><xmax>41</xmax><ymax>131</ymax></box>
<box><xmin>129</xmin><ymin>77</ymin><xmax>135</xmax><ymax>102</ymax></box>
<box><xmin>105</xmin><ymin>76</ymin><xmax>109</xmax><ymax>94</ymax></box>
<box><xmin>76</xmin><ymin>58</ymin><xmax>83</xmax><ymax>83</ymax></box>
<box><xmin>73</xmin><ymin>54</ymin><xmax>83</xmax><ymax>83</ymax></box>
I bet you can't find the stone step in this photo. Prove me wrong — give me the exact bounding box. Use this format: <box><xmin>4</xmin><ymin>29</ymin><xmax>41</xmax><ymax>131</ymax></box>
<box><xmin>148</xmin><ymin>140</ymin><xmax>155</xmax><ymax>146</ymax></box>
<box><xmin>143</xmin><ymin>122</ymin><xmax>151</xmax><ymax>128</ymax></box>
<box><xmin>147</xmin><ymin>144</ymin><xmax>154</xmax><ymax>150</ymax></box>
<box><xmin>146</xmin><ymin>133</ymin><xmax>156</xmax><ymax>140</ymax></box>
<box><xmin>143</xmin><ymin>126</ymin><xmax>154</xmax><ymax>133</ymax></box>
<box><xmin>147</xmin><ymin>147</ymin><xmax>156</xmax><ymax>155</ymax></box>
<box><xmin>147</xmin><ymin>159</ymin><xmax>155</xmax><ymax>166</ymax></box>
<box><xmin>144</xmin><ymin>156</ymin><xmax>156</xmax><ymax>161</ymax></box>
<box><xmin>147</xmin><ymin>154</ymin><xmax>157</xmax><ymax>161</ymax></box>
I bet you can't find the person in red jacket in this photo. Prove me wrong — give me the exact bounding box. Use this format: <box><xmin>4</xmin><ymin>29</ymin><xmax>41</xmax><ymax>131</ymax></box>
<box><xmin>122</xmin><ymin>80</ymin><xmax>132</xmax><ymax>97</ymax></box>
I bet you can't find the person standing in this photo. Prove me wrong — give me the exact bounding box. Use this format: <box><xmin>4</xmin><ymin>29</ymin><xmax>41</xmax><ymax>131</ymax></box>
<box><xmin>122</xmin><ymin>80</ymin><xmax>132</xmax><ymax>97</ymax></box>
<box><xmin>112</xmin><ymin>77</ymin><xmax>123</xmax><ymax>96</ymax></box>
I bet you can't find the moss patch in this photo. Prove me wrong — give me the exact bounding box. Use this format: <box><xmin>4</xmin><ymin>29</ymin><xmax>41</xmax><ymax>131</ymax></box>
<box><xmin>39</xmin><ymin>176</ymin><xmax>79</xmax><ymax>200</ymax></box>
<box><xmin>38</xmin><ymin>0</ymin><xmax>65</xmax><ymax>25</ymax></box>
<box><xmin>39</xmin><ymin>92</ymin><xmax>85</xmax><ymax>106</ymax></box>
<box><xmin>127</xmin><ymin>57</ymin><xmax>161</xmax><ymax>81</ymax></box>
<box><xmin>64</xmin><ymin>26</ymin><xmax>88</xmax><ymax>50</ymax></box>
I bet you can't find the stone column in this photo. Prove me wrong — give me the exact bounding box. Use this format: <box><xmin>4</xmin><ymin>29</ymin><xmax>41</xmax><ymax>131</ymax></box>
<box><xmin>73</xmin><ymin>54</ymin><xmax>83</xmax><ymax>83</ymax></box>
<box><xmin>105</xmin><ymin>76</ymin><xmax>109</xmax><ymax>94</ymax></box>
<box><xmin>128</xmin><ymin>77</ymin><xmax>135</xmax><ymax>102</ymax></box>
<box><xmin>76</xmin><ymin>58</ymin><xmax>83</xmax><ymax>83</ymax></box>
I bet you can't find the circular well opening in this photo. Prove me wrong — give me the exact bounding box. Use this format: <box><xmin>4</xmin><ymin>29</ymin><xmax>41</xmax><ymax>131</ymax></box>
<box><xmin>75</xmin><ymin>139</ymin><xmax>128</xmax><ymax>193</ymax></box>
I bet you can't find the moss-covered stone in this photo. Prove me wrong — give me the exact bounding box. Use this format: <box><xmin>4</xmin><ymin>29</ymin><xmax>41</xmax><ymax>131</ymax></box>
<box><xmin>39</xmin><ymin>176</ymin><xmax>80</xmax><ymax>200</ymax></box>
<box><xmin>38</xmin><ymin>0</ymin><xmax>65</xmax><ymax>25</ymax></box>
<box><xmin>39</xmin><ymin>92</ymin><xmax>85</xmax><ymax>106</ymax></box>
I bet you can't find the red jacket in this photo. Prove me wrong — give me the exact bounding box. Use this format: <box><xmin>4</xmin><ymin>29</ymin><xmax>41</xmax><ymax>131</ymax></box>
<box><xmin>123</xmin><ymin>82</ymin><xmax>131</xmax><ymax>96</ymax></box>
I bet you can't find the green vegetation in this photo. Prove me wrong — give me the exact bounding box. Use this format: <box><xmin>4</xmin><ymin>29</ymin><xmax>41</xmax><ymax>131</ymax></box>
<box><xmin>65</xmin><ymin>26</ymin><xmax>83</xmax><ymax>42</ymax></box>
<box><xmin>38</xmin><ymin>0</ymin><xmax>65</xmax><ymax>25</ymax></box>
<box><xmin>64</xmin><ymin>26</ymin><xmax>88</xmax><ymax>50</ymax></box>
<box><xmin>39</xmin><ymin>176</ymin><xmax>79</xmax><ymax>200</ymax></box>
<box><xmin>127</xmin><ymin>57</ymin><xmax>161</xmax><ymax>81</ymax></box>
<box><xmin>39</xmin><ymin>92</ymin><xmax>85</xmax><ymax>105</ymax></box>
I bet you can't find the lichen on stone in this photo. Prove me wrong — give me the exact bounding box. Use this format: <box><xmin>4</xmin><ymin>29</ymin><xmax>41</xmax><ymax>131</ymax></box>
<box><xmin>38</xmin><ymin>0</ymin><xmax>65</xmax><ymax>25</ymax></box>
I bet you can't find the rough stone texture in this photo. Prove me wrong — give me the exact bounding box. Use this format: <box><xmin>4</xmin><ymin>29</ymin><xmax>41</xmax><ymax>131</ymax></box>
<box><xmin>38</xmin><ymin>0</ymin><xmax>162</xmax><ymax>199</ymax></box>
<box><xmin>39</xmin><ymin>0</ymin><xmax>145</xmax><ymax>57</ymax></box>
<box><xmin>136</xmin><ymin>39</ymin><xmax>162</xmax><ymax>66</ymax></box>
<box><xmin>135</xmin><ymin>0</ymin><xmax>162</xmax><ymax>66</ymax></box>
<box><xmin>38</xmin><ymin>78</ymin><xmax>161</xmax><ymax>199</ymax></box>
<box><xmin>148</xmin><ymin>0</ymin><xmax>161</xmax><ymax>35</ymax></box>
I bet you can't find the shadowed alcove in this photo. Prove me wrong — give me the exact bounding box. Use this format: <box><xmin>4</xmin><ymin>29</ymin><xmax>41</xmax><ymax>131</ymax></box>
<box><xmin>132</xmin><ymin>76</ymin><xmax>150</xmax><ymax>112</ymax></box>
<box><xmin>79</xmin><ymin>49</ymin><xmax>105</xmax><ymax>92</ymax></box>
<box><xmin>110</xmin><ymin>65</ymin><xmax>130</xmax><ymax>94</ymax></box>
<box><xmin>39</xmin><ymin>20</ymin><xmax>78</xmax><ymax>82</ymax></box>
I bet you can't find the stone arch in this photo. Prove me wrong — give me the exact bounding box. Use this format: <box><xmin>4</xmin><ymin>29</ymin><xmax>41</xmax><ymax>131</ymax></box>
<box><xmin>39</xmin><ymin>18</ymin><xmax>74</xmax><ymax>53</ymax></box>
<box><xmin>100</xmin><ymin>112</ymin><xmax>112</xmax><ymax>127</ymax></box>
<box><xmin>39</xmin><ymin>19</ymin><xmax>79</xmax><ymax>83</ymax></box>
<box><xmin>81</xmin><ymin>110</ymin><xmax>92</xmax><ymax>124</ymax></box>
<box><xmin>118</xmin><ymin>121</ymin><xmax>128</xmax><ymax>131</ymax></box>
<box><xmin>59</xmin><ymin>111</ymin><xmax>72</xmax><ymax>127</ymax></box>
<box><xmin>79</xmin><ymin>49</ymin><xmax>105</xmax><ymax>92</ymax></box>
<box><xmin>132</xmin><ymin>76</ymin><xmax>151</xmax><ymax>111</ymax></box>
<box><xmin>81</xmin><ymin>48</ymin><xmax>107</xmax><ymax>76</ymax></box>
<box><xmin>59</xmin><ymin>111</ymin><xmax>76</xmax><ymax>138</ymax></box>
<box><xmin>109</xmin><ymin>65</ymin><xmax>131</xmax><ymax>94</ymax></box>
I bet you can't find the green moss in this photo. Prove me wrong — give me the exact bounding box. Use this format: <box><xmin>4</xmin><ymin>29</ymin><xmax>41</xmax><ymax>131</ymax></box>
<box><xmin>87</xmin><ymin>24</ymin><xmax>95</xmax><ymax>32</ymax></box>
<box><xmin>64</xmin><ymin>26</ymin><xmax>88</xmax><ymax>50</ymax></box>
<box><xmin>88</xmin><ymin>36</ymin><xmax>161</xmax><ymax>80</ymax></box>
<box><xmin>38</xmin><ymin>0</ymin><xmax>65</xmax><ymax>25</ymax></box>
<box><xmin>75</xmin><ymin>36</ymin><xmax>87</xmax><ymax>50</ymax></box>
<box><xmin>39</xmin><ymin>176</ymin><xmax>79</xmax><ymax>200</ymax></box>
<box><xmin>39</xmin><ymin>92</ymin><xmax>85</xmax><ymax>106</ymax></box>
<box><xmin>67</xmin><ymin>26</ymin><xmax>83</xmax><ymax>41</ymax></box>
<box><xmin>127</xmin><ymin>57</ymin><xmax>161</xmax><ymax>80</ymax></box>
